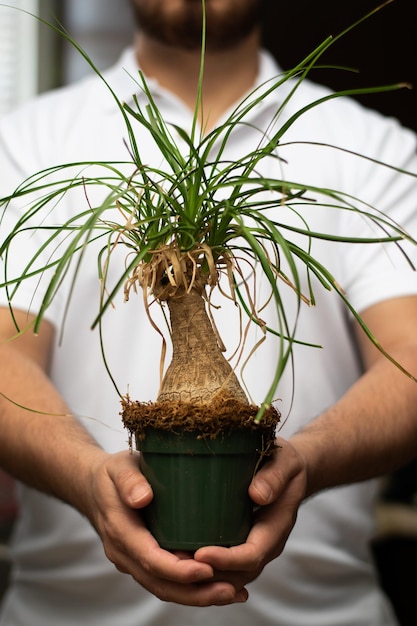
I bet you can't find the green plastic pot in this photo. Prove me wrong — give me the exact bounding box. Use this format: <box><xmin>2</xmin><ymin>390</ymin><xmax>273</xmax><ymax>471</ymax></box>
<box><xmin>138</xmin><ymin>427</ymin><xmax>266</xmax><ymax>550</ymax></box>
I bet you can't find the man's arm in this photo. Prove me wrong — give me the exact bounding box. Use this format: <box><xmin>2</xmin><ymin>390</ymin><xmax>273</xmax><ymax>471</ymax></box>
<box><xmin>194</xmin><ymin>295</ymin><xmax>417</xmax><ymax>597</ymax></box>
<box><xmin>4</xmin><ymin>295</ymin><xmax>417</xmax><ymax>608</ymax></box>
<box><xmin>0</xmin><ymin>307</ymin><xmax>236</xmax><ymax>606</ymax></box>
<box><xmin>289</xmin><ymin>294</ymin><xmax>417</xmax><ymax>494</ymax></box>
<box><xmin>0</xmin><ymin>307</ymin><xmax>106</xmax><ymax>508</ymax></box>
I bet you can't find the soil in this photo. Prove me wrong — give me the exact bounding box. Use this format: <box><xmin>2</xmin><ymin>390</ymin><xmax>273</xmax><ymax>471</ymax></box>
<box><xmin>121</xmin><ymin>395</ymin><xmax>280</xmax><ymax>443</ymax></box>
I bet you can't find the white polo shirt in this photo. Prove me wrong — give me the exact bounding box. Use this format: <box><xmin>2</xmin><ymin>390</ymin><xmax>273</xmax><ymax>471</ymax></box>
<box><xmin>0</xmin><ymin>47</ymin><xmax>416</xmax><ymax>626</ymax></box>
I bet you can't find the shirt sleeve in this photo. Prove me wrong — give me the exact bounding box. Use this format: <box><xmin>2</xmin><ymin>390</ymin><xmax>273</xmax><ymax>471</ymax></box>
<box><xmin>0</xmin><ymin>103</ymin><xmax>68</xmax><ymax>326</ymax></box>
<box><xmin>336</xmin><ymin>107</ymin><xmax>417</xmax><ymax>313</ymax></box>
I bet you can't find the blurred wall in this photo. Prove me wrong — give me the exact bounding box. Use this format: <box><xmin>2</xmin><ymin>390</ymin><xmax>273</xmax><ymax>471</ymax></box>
<box><xmin>61</xmin><ymin>0</ymin><xmax>133</xmax><ymax>84</ymax></box>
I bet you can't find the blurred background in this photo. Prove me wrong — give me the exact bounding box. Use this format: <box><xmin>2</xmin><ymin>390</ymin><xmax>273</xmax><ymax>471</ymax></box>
<box><xmin>1</xmin><ymin>0</ymin><xmax>416</xmax><ymax>623</ymax></box>
<box><xmin>1</xmin><ymin>0</ymin><xmax>416</xmax><ymax>127</ymax></box>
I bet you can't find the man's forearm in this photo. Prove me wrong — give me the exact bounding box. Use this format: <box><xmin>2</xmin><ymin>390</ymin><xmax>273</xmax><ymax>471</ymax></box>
<box><xmin>290</xmin><ymin>344</ymin><xmax>417</xmax><ymax>498</ymax></box>
<box><xmin>0</xmin><ymin>344</ymin><xmax>107</xmax><ymax>517</ymax></box>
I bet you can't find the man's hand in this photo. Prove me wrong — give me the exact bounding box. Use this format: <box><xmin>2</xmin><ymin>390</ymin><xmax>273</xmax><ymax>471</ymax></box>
<box><xmin>0</xmin><ymin>308</ymin><xmax>307</xmax><ymax>607</ymax></box>
<box><xmin>88</xmin><ymin>450</ymin><xmax>252</xmax><ymax>606</ymax></box>
<box><xmin>193</xmin><ymin>437</ymin><xmax>307</xmax><ymax>598</ymax></box>
<box><xmin>92</xmin><ymin>441</ymin><xmax>306</xmax><ymax>606</ymax></box>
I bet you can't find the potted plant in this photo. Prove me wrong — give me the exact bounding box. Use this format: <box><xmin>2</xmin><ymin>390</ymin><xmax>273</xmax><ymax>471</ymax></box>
<box><xmin>1</xmin><ymin>1</ymin><xmax>415</xmax><ymax>550</ymax></box>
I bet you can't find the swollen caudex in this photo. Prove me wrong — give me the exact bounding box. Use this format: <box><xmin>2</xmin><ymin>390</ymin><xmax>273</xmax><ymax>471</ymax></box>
<box><xmin>123</xmin><ymin>241</ymin><xmax>231</xmax><ymax>302</ymax></box>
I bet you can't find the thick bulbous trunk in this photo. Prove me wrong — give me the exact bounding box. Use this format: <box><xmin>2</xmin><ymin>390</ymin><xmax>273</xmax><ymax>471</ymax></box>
<box><xmin>157</xmin><ymin>289</ymin><xmax>248</xmax><ymax>405</ymax></box>
<box><xmin>121</xmin><ymin>286</ymin><xmax>280</xmax><ymax>439</ymax></box>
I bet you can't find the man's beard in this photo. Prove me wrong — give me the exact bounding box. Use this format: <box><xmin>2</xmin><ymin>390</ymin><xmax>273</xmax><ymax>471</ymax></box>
<box><xmin>129</xmin><ymin>0</ymin><xmax>263</xmax><ymax>51</ymax></box>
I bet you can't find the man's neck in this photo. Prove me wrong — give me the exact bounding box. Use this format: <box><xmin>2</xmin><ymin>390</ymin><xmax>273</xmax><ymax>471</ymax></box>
<box><xmin>134</xmin><ymin>30</ymin><xmax>261</xmax><ymax>131</ymax></box>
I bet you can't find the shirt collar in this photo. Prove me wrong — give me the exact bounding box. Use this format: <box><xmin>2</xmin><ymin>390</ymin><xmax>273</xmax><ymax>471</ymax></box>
<box><xmin>99</xmin><ymin>47</ymin><xmax>284</xmax><ymax>119</ymax></box>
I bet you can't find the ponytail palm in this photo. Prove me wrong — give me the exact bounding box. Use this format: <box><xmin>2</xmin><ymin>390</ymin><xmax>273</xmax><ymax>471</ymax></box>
<box><xmin>1</xmin><ymin>1</ymin><xmax>416</xmax><ymax>442</ymax></box>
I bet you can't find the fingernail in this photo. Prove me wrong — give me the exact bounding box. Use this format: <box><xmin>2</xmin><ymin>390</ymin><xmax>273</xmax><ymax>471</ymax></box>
<box><xmin>253</xmin><ymin>478</ymin><xmax>272</xmax><ymax>503</ymax></box>
<box><xmin>215</xmin><ymin>589</ymin><xmax>235</xmax><ymax>605</ymax></box>
<box><xmin>193</xmin><ymin>568</ymin><xmax>213</xmax><ymax>581</ymax></box>
<box><xmin>129</xmin><ymin>483</ymin><xmax>151</xmax><ymax>504</ymax></box>
<box><xmin>234</xmin><ymin>589</ymin><xmax>249</xmax><ymax>603</ymax></box>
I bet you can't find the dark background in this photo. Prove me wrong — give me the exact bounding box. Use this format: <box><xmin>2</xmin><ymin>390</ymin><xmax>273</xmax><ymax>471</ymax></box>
<box><xmin>263</xmin><ymin>3</ymin><xmax>417</xmax><ymax>624</ymax></box>
<box><xmin>262</xmin><ymin>0</ymin><xmax>417</xmax><ymax>132</ymax></box>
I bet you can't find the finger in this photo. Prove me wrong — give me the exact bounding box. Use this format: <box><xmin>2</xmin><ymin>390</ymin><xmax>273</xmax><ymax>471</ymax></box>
<box><xmin>128</xmin><ymin>568</ymin><xmax>248</xmax><ymax>607</ymax></box>
<box><xmin>140</xmin><ymin>577</ymin><xmax>248</xmax><ymax>607</ymax></box>
<box><xmin>193</xmin><ymin>510</ymin><xmax>291</xmax><ymax>574</ymax></box>
<box><xmin>108</xmin><ymin>527</ymin><xmax>248</xmax><ymax>606</ymax></box>
<box><xmin>196</xmin><ymin>479</ymin><xmax>302</xmax><ymax>571</ymax></box>
<box><xmin>249</xmin><ymin>436</ymin><xmax>306</xmax><ymax>506</ymax></box>
<box><xmin>102</xmin><ymin>503</ymin><xmax>216</xmax><ymax>585</ymax></box>
<box><xmin>194</xmin><ymin>534</ymin><xmax>265</xmax><ymax>574</ymax></box>
<box><xmin>92</xmin><ymin>455</ymin><xmax>215</xmax><ymax>585</ymax></box>
<box><xmin>195</xmin><ymin>442</ymin><xmax>305</xmax><ymax>573</ymax></box>
<box><xmin>106</xmin><ymin>450</ymin><xmax>153</xmax><ymax>508</ymax></box>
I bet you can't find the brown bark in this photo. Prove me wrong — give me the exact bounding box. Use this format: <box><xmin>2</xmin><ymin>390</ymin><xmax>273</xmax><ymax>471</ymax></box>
<box><xmin>157</xmin><ymin>289</ymin><xmax>248</xmax><ymax>405</ymax></box>
<box><xmin>121</xmin><ymin>285</ymin><xmax>280</xmax><ymax>439</ymax></box>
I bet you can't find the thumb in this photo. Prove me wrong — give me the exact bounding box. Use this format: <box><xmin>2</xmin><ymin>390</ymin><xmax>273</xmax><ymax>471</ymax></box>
<box><xmin>110</xmin><ymin>451</ymin><xmax>153</xmax><ymax>509</ymax></box>
<box><xmin>249</xmin><ymin>437</ymin><xmax>306</xmax><ymax>506</ymax></box>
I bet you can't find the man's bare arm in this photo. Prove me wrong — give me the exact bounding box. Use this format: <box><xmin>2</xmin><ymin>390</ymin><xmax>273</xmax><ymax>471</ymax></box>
<box><xmin>0</xmin><ymin>307</ymin><xmax>109</xmax><ymax>513</ymax></box>
<box><xmin>0</xmin><ymin>307</ymin><xmax>237</xmax><ymax>606</ymax></box>
<box><xmin>289</xmin><ymin>295</ymin><xmax>417</xmax><ymax>496</ymax></box>
<box><xmin>195</xmin><ymin>295</ymin><xmax>417</xmax><ymax>598</ymax></box>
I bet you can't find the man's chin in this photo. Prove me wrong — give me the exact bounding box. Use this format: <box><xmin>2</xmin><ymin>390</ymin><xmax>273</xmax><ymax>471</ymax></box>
<box><xmin>129</xmin><ymin>0</ymin><xmax>262</xmax><ymax>51</ymax></box>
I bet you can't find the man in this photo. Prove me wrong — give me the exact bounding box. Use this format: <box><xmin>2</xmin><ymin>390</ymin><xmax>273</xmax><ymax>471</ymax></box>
<box><xmin>0</xmin><ymin>1</ymin><xmax>416</xmax><ymax>624</ymax></box>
